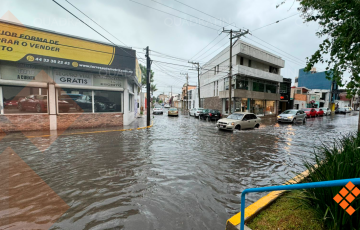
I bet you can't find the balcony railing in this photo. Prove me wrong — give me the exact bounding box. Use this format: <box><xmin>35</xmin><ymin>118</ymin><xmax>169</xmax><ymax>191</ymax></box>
<box><xmin>234</xmin><ymin>65</ymin><xmax>283</xmax><ymax>82</ymax></box>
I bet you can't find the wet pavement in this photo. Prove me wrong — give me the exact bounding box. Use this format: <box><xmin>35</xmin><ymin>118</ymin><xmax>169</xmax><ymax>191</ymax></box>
<box><xmin>0</xmin><ymin>110</ymin><xmax>358</xmax><ymax>230</ymax></box>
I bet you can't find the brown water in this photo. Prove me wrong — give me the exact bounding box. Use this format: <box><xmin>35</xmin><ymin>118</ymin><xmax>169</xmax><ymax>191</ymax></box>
<box><xmin>0</xmin><ymin>111</ymin><xmax>358</xmax><ymax>229</ymax></box>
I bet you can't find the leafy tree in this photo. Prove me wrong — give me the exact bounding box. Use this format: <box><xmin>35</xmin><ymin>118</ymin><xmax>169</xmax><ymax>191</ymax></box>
<box><xmin>140</xmin><ymin>63</ymin><xmax>157</xmax><ymax>96</ymax></box>
<box><xmin>278</xmin><ymin>0</ymin><xmax>360</xmax><ymax>129</ymax></box>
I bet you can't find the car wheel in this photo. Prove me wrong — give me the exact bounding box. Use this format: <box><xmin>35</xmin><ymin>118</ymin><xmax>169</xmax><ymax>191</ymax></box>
<box><xmin>303</xmin><ymin>118</ymin><xmax>306</xmax><ymax>124</ymax></box>
<box><xmin>36</xmin><ymin>104</ymin><xmax>42</xmax><ymax>113</ymax></box>
<box><xmin>235</xmin><ymin>125</ymin><xmax>241</xmax><ymax>130</ymax></box>
<box><xmin>292</xmin><ymin>118</ymin><xmax>296</xmax><ymax>124</ymax></box>
<box><xmin>255</xmin><ymin>124</ymin><xmax>260</xmax><ymax>128</ymax></box>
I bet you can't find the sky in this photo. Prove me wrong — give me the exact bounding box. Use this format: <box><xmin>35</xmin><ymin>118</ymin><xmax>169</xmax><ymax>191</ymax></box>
<box><xmin>0</xmin><ymin>0</ymin><xmax>338</xmax><ymax>97</ymax></box>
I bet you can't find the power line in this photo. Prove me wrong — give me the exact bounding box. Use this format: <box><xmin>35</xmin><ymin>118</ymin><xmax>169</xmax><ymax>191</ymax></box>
<box><xmin>251</xmin><ymin>13</ymin><xmax>300</xmax><ymax>32</ymax></box>
<box><xmin>128</xmin><ymin>0</ymin><xmax>219</xmax><ymax>31</ymax></box>
<box><xmin>173</xmin><ymin>0</ymin><xmax>239</xmax><ymax>29</ymax></box>
<box><xmin>150</xmin><ymin>0</ymin><xmax>222</xmax><ymax>29</ymax></box>
<box><xmin>189</xmin><ymin>33</ymin><xmax>222</xmax><ymax>61</ymax></box>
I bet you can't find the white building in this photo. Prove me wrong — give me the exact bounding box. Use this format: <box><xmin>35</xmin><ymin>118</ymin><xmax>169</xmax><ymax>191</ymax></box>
<box><xmin>200</xmin><ymin>40</ymin><xmax>285</xmax><ymax>116</ymax></box>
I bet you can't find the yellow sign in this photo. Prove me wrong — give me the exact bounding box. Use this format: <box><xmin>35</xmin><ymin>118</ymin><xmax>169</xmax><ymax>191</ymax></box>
<box><xmin>0</xmin><ymin>21</ymin><xmax>136</xmax><ymax>75</ymax></box>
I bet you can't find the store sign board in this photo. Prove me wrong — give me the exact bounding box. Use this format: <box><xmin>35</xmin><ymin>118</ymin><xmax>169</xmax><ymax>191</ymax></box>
<box><xmin>0</xmin><ymin>21</ymin><xmax>136</xmax><ymax>76</ymax></box>
<box><xmin>54</xmin><ymin>69</ymin><xmax>93</xmax><ymax>86</ymax></box>
<box><xmin>0</xmin><ymin>63</ymin><xmax>49</xmax><ymax>82</ymax></box>
<box><xmin>93</xmin><ymin>75</ymin><xmax>124</xmax><ymax>88</ymax></box>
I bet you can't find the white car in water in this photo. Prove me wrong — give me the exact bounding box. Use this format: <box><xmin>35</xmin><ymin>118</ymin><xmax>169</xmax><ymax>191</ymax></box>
<box><xmin>277</xmin><ymin>109</ymin><xmax>306</xmax><ymax>123</ymax></box>
<box><xmin>153</xmin><ymin>106</ymin><xmax>163</xmax><ymax>115</ymax></box>
<box><xmin>320</xmin><ymin>107</ymin><xmax>331</xmax><ymax>116</ymax></box>
<box><xmin>189</xmin><ymin>108</ymin><xmax>204</xmax><ymax>117</ymax></box>
<box><xmin>217</xmin><ymin>112</ymin><xmax>261</xmax><ymax>131</ymax></box>
<box><xmin>164</xmin><ymin>104</ymin><xmax>170</xmax><ymax>108</ymax></box>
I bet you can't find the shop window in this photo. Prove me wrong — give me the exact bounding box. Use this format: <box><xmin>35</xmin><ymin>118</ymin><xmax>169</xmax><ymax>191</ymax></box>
<box><xmin>240</xmin><ymin>57</ymin><xmax>244</xmax><ymax>65</ymax></box>
<box><xmin>3</xmin><ymin>86</ymin><xmax>48</xmax><ymax>114</ymax></box>
<box><xmin>253</xmin><ymin>82</ymin><xmax>264</xmax><ymax>92</ymax></box>
<box><xmin>94</xmin><ymin>90</ymin><xmax>122</xmax><ymax>113</ymax></box>
<box><xmin>251</xmin><ymin>100</ymin><xmax>264</xmax><ymax>115</ymax></box>
<box><xmin>248</xmin><ymin>60</ymin><xmax>252</xmax><ymax>67</ymax></box>
<box><xmin>265</xmin><ymin>101</ymin><xmax>275</xmax><ymax>115</ymax></box>
<box><xmin>266</xmin><ymin>84</ymin><xmax>277</xmax><ymax>94</ymax></box>
<box><xmin>59</xmin><ymin>89</ymin><xmax>92</xmax><ymax>113</ymax></box>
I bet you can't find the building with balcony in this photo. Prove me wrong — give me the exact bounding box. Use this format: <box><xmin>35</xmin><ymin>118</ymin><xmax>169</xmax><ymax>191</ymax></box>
<box><xmin>199</xmin><ymin>40</ymin><xmax>285</xmax><ymax>116</ymax></box>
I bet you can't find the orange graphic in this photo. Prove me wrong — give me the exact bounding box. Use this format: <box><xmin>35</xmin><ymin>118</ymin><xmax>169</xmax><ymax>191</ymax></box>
<box><xmin>334</xmin><ymin>181</ymin><xmax>360</xmax><ymax>215</ymax></box>
<box><xmin>0</xmin><ymin>148</ymin><xmax>69</xmax><ymax>229</ymax></box>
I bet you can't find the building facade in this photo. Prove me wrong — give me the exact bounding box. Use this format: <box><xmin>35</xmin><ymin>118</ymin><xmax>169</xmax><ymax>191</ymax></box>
<box><xmin>181</xmin><ymin>84</ymin><xmax>196</xmax><ymax>110</ymax></box>
<box><xmin>200</xmin><ymin>40</ymin><xmax>285</xmax><ymax>116</ymax></box>
<box><xmin>0</xmin><ymin>20</ymin><xmax>141</xmax><ymax>132</ymax></box>
<box><xmin>279</xmin><ymin>78</ymin><xmax>292</xmax><ymax>113</ymax></box>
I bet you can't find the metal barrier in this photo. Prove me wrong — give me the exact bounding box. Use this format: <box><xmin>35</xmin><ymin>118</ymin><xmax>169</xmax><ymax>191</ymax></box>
<box><xmin>240</xmin><ymin>178</ymin><xmax>360</xmax><ymax>230</ymax></box>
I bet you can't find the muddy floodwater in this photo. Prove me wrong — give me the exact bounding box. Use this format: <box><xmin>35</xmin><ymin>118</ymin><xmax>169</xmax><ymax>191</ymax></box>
<box><xmin>0</xmin><ymin>111</ymin><xmax>358</xmax><ymax>229</ymax></box>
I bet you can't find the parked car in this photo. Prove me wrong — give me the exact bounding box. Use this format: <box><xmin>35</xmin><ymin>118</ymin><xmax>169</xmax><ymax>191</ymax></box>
<box><xmin>199</xmin><ymin>109</ymin><xmax>221</xmax><ymax>121</ymax></box>
<box><xmin>153</xmin><ymin>106</ymin><xmax>163</xmax><ymax>115</ymax></box>
<box><xmin>164</xmin><ymin>104</ymin><xmax>170</xmax><ymax>108</ymax></box>
<box><xmin>3</xmin><ymin>96</ymin><xmax>21</xmax><ymax>108</ymax></box>
<box><xmin>320</xmin><ymin>107</ymin><xmax>331</xmax><ymax>116</ymax></box>
<box><xmin>343</xmin><ymin>106</ymin><xmax>352</xmax><ymax>112</ymax></box>
<box><xmin>335</xmin><ymin>108</ymin><xmax>347</xmax><ymax>114</ymax></box>
<box><xmin>217</xmin><ymin>112</ymin><xmax>261</xmax><ymax>131</ymax></box>
<box><xmin>314</xmin><ymin>108</ymin><xmax>324</xmax><ymax>116</ymax></box>
<box><xmin>168</xmin><ymin>107</ymin><xmax>178</xmax><ymax>116</ymax></box>
<box><xmin>18</xmin><ymin>95</ymin><xmax>70</xmax><ymax>113</ymax></box>
<box><xmin>189</xmin><ymin>108</ymin><xmax>204</xmax><ymax>117</ymax></box>
<box><xmin>277</xmin><ymin>109</ymin><xmax>306</xmax><ymax>123</ymax></box>
<box><xmin>302</xmin><ymin>108</ymin><xmax>317</xmax><ymax>118</ymax></box>
<box><xmin>74</xmin><ymin>95</ymin><xmax>116</xmax><ymax>112</ymax></box>
<box><xmin>60</xmin><ymin>93</ymin><xmax>83</xmax><ymax>107</ymax></box>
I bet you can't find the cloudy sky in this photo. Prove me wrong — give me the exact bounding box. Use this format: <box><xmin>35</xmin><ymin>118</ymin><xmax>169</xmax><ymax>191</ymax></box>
<box><xmin>0</xmin><ymin>0</ymin><xmax>334</xmax><ymax>96</ymax></box>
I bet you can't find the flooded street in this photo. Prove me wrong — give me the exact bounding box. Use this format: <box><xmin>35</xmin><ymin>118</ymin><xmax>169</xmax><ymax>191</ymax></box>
<box><xmin>0</xmin><ymin>111</ymin><xmax>358</xmax><ymax>230</ymax></box>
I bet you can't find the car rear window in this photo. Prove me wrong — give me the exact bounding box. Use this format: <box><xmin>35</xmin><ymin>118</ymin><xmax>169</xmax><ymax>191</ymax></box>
<box><xmin>169</xmin><ymin>108</ymin><xmax>177</xmax><ymax>111</ymax></box>
<box><xmin>303</xmin><ymin>109</ymin><xmax>311</xmax><ymax>111</ymax></box>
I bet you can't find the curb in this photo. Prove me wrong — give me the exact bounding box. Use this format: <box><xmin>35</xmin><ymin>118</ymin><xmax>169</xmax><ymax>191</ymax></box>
<box><xmin>225</xmin><ymin>167</ymin><xmax>314</xmax><ymax>230</ymax></box>
<box><xmin>25</xmin><ymin>120</ymin><xmax>154</xmax><ymax>139</ymax></box>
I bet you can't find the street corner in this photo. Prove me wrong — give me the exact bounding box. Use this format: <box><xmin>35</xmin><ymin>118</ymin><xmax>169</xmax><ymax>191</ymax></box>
<box><xmin>0</xmin><ymin>147</ymin><xmax>70</xmax><ymax>229</ymax></box>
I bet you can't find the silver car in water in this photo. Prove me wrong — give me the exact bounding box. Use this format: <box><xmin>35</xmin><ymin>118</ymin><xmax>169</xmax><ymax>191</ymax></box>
<box><xmin>277</xmin><ymin>109</ymin><xmax>306</xmax><ymax>123</ymax></box>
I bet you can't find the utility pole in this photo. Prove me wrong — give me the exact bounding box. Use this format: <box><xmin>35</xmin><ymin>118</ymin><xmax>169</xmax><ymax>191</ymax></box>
<box><xmin>222</xmin><ymin>28</ymin><xmax>249</xmax><ymax>114</ymax></box>
<box><xmin>189</xmin><ymin>61</ymin><xmax>201</xmax><ymax>108</ymax></box>
<box><xmin>145</xmin><ymin>46</ymin><xmax>151</xmax><ymax>126</ymax></box>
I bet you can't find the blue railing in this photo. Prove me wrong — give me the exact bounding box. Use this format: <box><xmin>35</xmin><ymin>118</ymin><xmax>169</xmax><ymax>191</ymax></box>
<box><xmin>240</xmin><ymin>178</ymin><xmax>360</xmax><ymax>230</ymax></box>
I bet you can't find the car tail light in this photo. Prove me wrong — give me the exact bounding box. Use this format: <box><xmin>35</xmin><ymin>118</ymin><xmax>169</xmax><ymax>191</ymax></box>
<box><xmin>209</xmin><ymin>113</ymin><xmax>212</xmax><ymax>116</ymax></box>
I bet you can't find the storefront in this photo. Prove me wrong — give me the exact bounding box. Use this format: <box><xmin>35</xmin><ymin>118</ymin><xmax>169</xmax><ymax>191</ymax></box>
<box><xmin>0</xmin><ymin>21</ymin><xmax>140</xmax><ymax>132</ymax></box>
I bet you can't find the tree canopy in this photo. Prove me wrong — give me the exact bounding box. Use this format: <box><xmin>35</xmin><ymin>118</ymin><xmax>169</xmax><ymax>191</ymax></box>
<box><xmin>278</xmin><ymin>0</ymin><xmax>360</xmax><ymax>95</ymax></box>
<box><xmin>140</xmin><ymin>63</ymin><xmax>157</xmax><ymax>95</ymax></box>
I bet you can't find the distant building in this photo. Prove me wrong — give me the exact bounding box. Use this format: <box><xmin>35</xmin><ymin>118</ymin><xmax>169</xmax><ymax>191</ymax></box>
<box><xmin>200</xmin><ymin>40</ymin><xmax>285</xmax><ymax>116</ymax></box>
<box><xmin>279</xmin><ymin>78</ymin><xmax>292</xmax><ymax>113</ymax></box>
<box><xmin>181</xmin><ymin>84</ymin><xmax>197</xmax><ymax>110</ymax></box>
<box><xmin>291</xmin><ymin>87</ymin><xmax>309</xmax><ymax>110</ymax></box>
<box><xmin>298</xmin><ymin>68</ymin><xmax>333</xmax><ymax>90</ymax></box>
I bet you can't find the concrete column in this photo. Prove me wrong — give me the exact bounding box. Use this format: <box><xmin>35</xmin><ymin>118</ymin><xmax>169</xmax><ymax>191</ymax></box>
<box><xmin>48</xmin><ymin>83</ymin><xmax>57</xmax><ymax>130</ymax></box>
<box><xmin>247</xmin><ymin>98</ymin><xmax>251</xmax><ymax>113</ymax></box>
<box><xmin>123</xmin><ymin>79</ymin><xmax>130</xmax><ymax>125</ymax></box>
<box><xmin>0</xmin><ymin>86</ymin><xmax>3</xmax><ymax>115</ymax></box>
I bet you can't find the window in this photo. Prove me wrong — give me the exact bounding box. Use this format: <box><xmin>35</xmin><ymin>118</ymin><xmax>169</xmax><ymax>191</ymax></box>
<box><xmin>296</xmin><ymin>90</ymin><xmax>301</xmax><ymax>94</ymax></box>
<box><xmin>279</xmin><ymin>83</ymin><xmax>287</xmax><ymax>93</ymax></box>
<box><xmin>129</xmin><ymin>94</ymin><xmax>133</xmax><ymax>112</ymax></box>
<box><xmin>266</xmin><ymin>84</ymin><xmax>277</xmax><ymax>94</ymax></box>
<box><xmin>214</xmin><ymin>67</ymin><xmax>216</xmax><ymax>75</ymax></box>
<box><xmin>59</xmin><ymin>89</ymin><xmax>92</xmax><ymax>113</ymax></box>
<box><xmin>236</xmin><ymin>77</ymin><xmax>248</xmax><ymax>90</ymax></box>
<box><xmin>200</xmin><ymin>98</ymin><xmax>204</xmax><ymax>108</ymax></box>
<box><xmin>253</xmin><ymin>82</ymin><xmax>264</xmax><ymax>92</ymax></box>
<box><xmin>214</xmin><ymin>82</ymin><xmax>216</xmax><ymax>96</ymax></box>
<box><xmin>224</xmin><ymin>78</ymin><xmax>229</xmax><ymax>90</ymax></box>
<box><xmin>59</xmin><ymin>89</ymin><xmax>122</xmax><ymax>113</ymax></box>
<box><xmin>240</xmin><ymin>57</ymin><xmax>244</xmax><ymax>65</ymax></box>
<box><xmin>216</xmin><ymin>65</ymin><xmax>219</xmax><ymax>73</ymax></box>
<box><xmin>94</xmin><ymin>90</ymin><xmax>122</xmax><ymax>113</ymax></box>
<box><xmin>3</xmin><ymin>86</ymin><xmax>48</xmax><ymax>114</ymax></box>
<box><xmin>216</xmin><ymin>81</ymin><xmax>218</xmax><ymax>96</ymax></box>
<box><xmin>248</xmin><ymin>60</ymin><xmax>252</xmax><ymax>67</ymax></box>
<box><xmin>269</xmin><ymin>66</ymin><xmax>278</xmax><ymax>74</ymax></box>
<box><xmin>265</xmin><ymin>101</ymin><xmax>275</xmax><ymax>115</ymax></box>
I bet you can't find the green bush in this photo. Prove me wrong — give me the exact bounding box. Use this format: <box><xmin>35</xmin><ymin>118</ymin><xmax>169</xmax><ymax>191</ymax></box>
<box><xmin>300</xmin><ymin>133</ymin><xmax>360</xmax><ymax>230</ymax></box>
